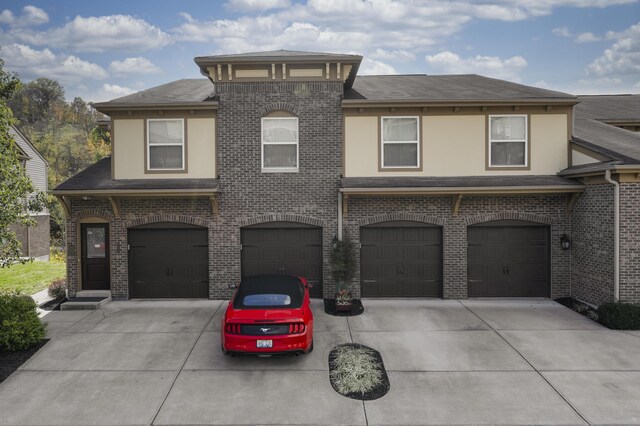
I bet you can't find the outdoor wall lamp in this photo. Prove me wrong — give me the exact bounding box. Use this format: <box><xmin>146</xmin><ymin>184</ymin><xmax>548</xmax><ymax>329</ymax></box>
<box><xmin>560</xmin><ymin>234</ymin><xmax>571</xmax><ymax>250</ymax></box>
<box><xmin>332</xmin><ymin>236</ymin><xmax>339</xmax><ymax>249</ymax></box>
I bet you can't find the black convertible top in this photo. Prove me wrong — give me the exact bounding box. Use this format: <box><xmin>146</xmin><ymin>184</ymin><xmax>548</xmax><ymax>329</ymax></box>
<box><xmin>233</xmin><ymin>275</ymin><xmax>304</xmax><ymax>309</ymax></box>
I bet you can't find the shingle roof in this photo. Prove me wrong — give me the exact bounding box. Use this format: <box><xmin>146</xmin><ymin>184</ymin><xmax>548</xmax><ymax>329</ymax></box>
<box><xmin>345</xmin><ymin>75</ymin><xmax>576</xmax><ymax>103</ymax></box>
<box><xmin>573</xmin><ymin>95</ymin><xmax>640</xmax><ymax>164</ymax></box>
<box><xmin>54</xmin><ymin>158</ymin><xmax>218</xmax><ymax>193</ymax></box>
<box><xmin>341</xmin><ymin>175</ymin><xmax>583</xmax><ymax>190</ymax></box>
<box><xmin>195</xmin><ymin>49</ymin><xmax>362</xmax><ymax>61</ymax></box>
<box><xmin>92</xmin><ymin>79</ymin><xmax>216</xmax><ymax>110</ymax></box>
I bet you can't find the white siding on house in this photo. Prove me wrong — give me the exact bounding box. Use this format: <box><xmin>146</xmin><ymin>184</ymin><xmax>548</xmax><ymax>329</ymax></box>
<box><xmin>9</xmin><ymin>126</ymin><xmax>48</xmax><ymax>215</ymax></box>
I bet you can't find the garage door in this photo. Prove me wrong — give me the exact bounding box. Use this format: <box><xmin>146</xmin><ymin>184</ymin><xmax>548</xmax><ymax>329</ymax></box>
<box><xmin>128</xmin><ymin>223</ymin><xmax>209</xmax><ymax>298</ymax></box>
<box><xmin>241</xmin><ymin>223</ymin><xmax>323</xmax><ymax>298</ymax></box>
<box><xmin>467</xmin><ymin>220</ymin><xmax>550</xmax><ymax>297</ymax></box>
<box><xmin>360</xmin><ymin>222</ymin><xmax>443</xmax><ymax>297</ymax></box>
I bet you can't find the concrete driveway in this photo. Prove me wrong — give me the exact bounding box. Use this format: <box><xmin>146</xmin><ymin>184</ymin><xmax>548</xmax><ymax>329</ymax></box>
<box><xmin>1</xmin><ymin>298</ymin><xmax>640</xmax><ymax>425</ymax></box>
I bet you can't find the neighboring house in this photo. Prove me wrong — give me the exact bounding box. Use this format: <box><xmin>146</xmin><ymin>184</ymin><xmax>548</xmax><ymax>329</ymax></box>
<box><xmin>52</xmin><ymin>50</ymin><xmax>639</xmax><ymax>306</ymax></box>
<box><xmin>9</xmin><ymin>125</ymin><xmax>50</xmax><ymax>261</ymax></box>
<box><xmin>561</xmin><ymin>94</ymin><xmax>640</xmax><ymax>305</ymax></box>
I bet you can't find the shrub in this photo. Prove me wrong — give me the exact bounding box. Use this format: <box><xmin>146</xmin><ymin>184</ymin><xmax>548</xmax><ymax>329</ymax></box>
<box><xmin>49</xmin><ymin>246</ymin><xmax>66</xmax><ymax>263</ymax></box>
<box><xmin>0</xmin><ymin>292</ymin><xmax>46</xmax><ymax>351</ymax></box>
<box><xmin>330</xmin><ymin>237</ymin><xmax>356</xmax><ymax>293</ymax></box>
<box><xmin>47</xmin><ymin>278</ymin><xmax>66</xmax><ymax>300</ymax></box>
<box><xmin>598</xmin><ymin>302</ymin><xmax>640</xmax><ymax>330</ymax></box>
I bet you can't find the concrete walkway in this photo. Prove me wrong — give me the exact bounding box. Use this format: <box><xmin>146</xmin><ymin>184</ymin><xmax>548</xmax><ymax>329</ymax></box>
<box><xmin>0</xmin><ymin>298</ymin><xmax>639</xmax><ymax>425</ymax></box>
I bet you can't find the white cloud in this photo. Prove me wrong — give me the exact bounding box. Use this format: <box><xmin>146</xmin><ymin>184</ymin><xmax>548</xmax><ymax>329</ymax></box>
<box><xmin>102</xmin><ymin>83</ymin><xmax>135</xmax><ymax>96</ymax></box>
<box><xmin>20</xmin><ymin>5</ymin><xmax>49</xmax><ymax>26</ymax></box>
<box><xmin>425</xmin><ymin>51</ymin><xmax>528</xmax><ymax>82</ymax></box>
<box><xmin>0</xmin><ymin>5</ymin><xmax>48</xmax><ymax>27</ymax></box>
<box><xmin>0</xmin><ymin>9</ymin><xmax>15</xmax><ymax>25</ymax></box>
<box><xmin>575</xmin><ymin>32</ymin><xmax>601</xmax><ymax>43</ymax></box>
<box><xmin>109</xmin><ymin>57</ymin><xmax>161</xmax><ymax>75</ymax></box>
<box><xmin>359</xmin><ymin>58</ymin><xmax>397</xmax><ymax>75</ymax></box>
<box><xmin>2</xmin><ymin>43</ymin><xmax>107</xmax><ymax>82</ymax></box>
<box><xmin>587</xmin><ymin>22</ymin><xmax>640</xmax><ymax>76</ymax></box>
<box><xmin>369</xmin><ymin>48</ymin><xmax>416</xmax><ymax>62</ymax></box>
<box><xmin>225</xmin><ymin>0</ymin><xmax>291</xmax><ymax>12</ymax></box>
<box><xmin>13</xmin><ymin>14</ymin><xmax>172</xmax><ymax>52</ymax></box>
<box><xmin>552</xmin><ymin>27</ymin><xmax>571</xmax><ymax>37</ymax></box>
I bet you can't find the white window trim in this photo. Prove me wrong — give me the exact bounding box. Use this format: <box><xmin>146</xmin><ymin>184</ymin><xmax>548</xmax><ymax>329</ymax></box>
<box><xmin>381</xmin><ymin>116</ymin><xmax>420</xmax><ymax>169</ymax></box>
<box><xmin>488</xmin><ymin>114</ymin><xmax>528</xmax><ymax>168</ymax></box>
<box><xmin>147</xmin><ymin>118</ymin><xmax>185</xmax><ymax>171</ymax></box>
<box><xmin>261</xmin><ymin>117</ymin><xmax>299</xmax><ymax>173</ymax></box>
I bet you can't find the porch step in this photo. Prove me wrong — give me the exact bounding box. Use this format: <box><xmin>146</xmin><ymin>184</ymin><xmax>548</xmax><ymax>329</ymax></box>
<box><xmin>76</xmin><ymin>290</ymin><xmax>111</xmax><ymax>298</ymax></box>
<box><xmin>61</xmin><ymin>295</ymin><xmax>111</xmax><ymax>310</ymax></box>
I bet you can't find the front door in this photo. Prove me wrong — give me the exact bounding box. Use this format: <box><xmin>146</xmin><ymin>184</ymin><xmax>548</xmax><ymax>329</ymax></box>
<box><xmin>81</xmin><ymin>223</ymin><xmax>110</xmax><ymax>290</ymax></box>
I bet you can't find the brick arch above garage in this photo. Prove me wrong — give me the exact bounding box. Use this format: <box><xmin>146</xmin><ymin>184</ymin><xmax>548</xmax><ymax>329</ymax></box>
<box><xmin>239</xmin><ymin>214</ymin><xmax>325</xmax><ymax>228</ymax></box>
<box><xmin>465</xmin><ymin>211</ymin><xmax>555</xmax><ymax>226</ymax></box>
<box><xmin>358</xmin><ymin>212</ymin><xmax>446</xmax><ymax>227</ymax></box>
<box><xmin>125</xmin><ymin>214</ymin><xmax>211</xmax><ymax>229</ymax></box>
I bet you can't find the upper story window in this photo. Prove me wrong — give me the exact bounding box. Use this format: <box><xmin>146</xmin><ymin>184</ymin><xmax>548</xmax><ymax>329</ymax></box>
<box><xmin>262</xmin><ymin>117</ymin><xmax>298</xmax><ymax>172</ymax></box>
<box><xmin>381</xmin><ymin>117</ymin><xmax>419</xmax><ymax>169</ymax></box>
<box><xmin>147</xmin><ymin>119</ymin><xmax>185</xmax><ymax>171</ymax></box>
<box><xmin>489</xmin><ymin>115</ymin><xmax>528</xmax><ymax>168</ymax></box>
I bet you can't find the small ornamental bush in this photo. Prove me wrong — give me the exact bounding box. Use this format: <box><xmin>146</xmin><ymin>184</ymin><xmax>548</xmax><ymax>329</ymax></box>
<box><xmin>598</xmin><ymin>302</ymin><xmax>640</xmax><ymax>330</ymax></box>
<box><xmin>47</xmin><ymin>278</ymin><xmax>66</xmax><ymax>300</ymax></box>
<box><xmin>0</xmin><ymin>292</ymin><xmax>46</xmax><ymax>351</ymax></box>
<box><xmin>49</xmin><ymin>246</ymin><xmax>66</xmax><ymax>263</ymax></box>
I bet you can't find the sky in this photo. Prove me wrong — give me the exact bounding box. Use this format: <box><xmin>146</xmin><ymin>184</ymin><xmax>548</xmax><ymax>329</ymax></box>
<box><xmin>0</xmin><ymin>0</ymin><xmax>639</xmax><ymax>102</ymax></box>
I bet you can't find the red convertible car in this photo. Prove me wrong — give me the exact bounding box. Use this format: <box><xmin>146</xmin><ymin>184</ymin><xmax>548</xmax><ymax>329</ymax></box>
<box><xmin>221</xmin><ymin>275</ymin><xmax>314</xmax><ymax>355</ymax></box>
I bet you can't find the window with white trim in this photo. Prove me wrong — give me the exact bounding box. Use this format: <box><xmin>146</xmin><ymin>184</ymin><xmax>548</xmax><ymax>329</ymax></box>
<box><xmin>489</xmin><ymin>115</ymin><xmax>527</xmax><ymax>167</ymax></box>
<box><xmin>381</xmin><ymin>117</ymin><xmax>419</xmax><ymax>168</ymax></box>
<box><xmin>261</xmin><ymin>117</ymin><xmax>298</xmax><ymax>171</ymax></box>
<box><xmin>147</xmin><ymin>119</ymin><xmax>185</xmax><ymax>170</ymax></box>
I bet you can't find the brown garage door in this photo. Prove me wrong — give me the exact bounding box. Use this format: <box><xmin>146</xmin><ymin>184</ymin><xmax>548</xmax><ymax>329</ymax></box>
<box><xmin>361</xmin><ymin>222</ymin><xmax>443</xmax><ymax>297</ymax></box>
<box><xmin>241</xmin><ymin>223</ymin><xmax>323</xmax><ymax>298</ymax></box>
<box><xmin>128</xmin><ymin>223</ymin><xmax>209</xmax><ymax>298</ymax></box>
<box><xmin>467</xmin><ymin>220</ymin><xmax>550</xmax><ymax>297</ymax></box>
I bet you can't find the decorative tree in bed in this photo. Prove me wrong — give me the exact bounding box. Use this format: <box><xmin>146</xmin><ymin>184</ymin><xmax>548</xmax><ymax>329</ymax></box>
<box><xmin>330</xmin><ymin>237</ymin><xmax>357</xmax><ymax>311</ymax></box>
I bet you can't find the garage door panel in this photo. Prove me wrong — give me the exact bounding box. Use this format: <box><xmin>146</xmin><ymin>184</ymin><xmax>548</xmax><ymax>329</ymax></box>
<box><xmin>128</xmin><ymin>227</ymin><xmax>209</xmax><ymax>299</ymax></box>
<box><xmin>361</xmin><ymin>224</ymin><xmax>443</xmax><ymax>298</ymax></box>
<box><xmin>241</xmin><ymin>226</ymin><xmax>323</xmax><ymax>298</ymax></box>
<box><xmin>467</xmin><ymin>224</ymin><xmax>549</xmax><ymax>297</ymax></box>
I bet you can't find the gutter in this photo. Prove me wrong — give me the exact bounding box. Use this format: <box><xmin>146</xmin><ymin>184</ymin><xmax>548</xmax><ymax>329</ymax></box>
<box><xmin>604</xmin><ymin>170</ymin><xmax>620</xmax><ymax>302</ymax></box>
<box><xmin>339</xmin><ymin>185</ymin><xmax>584</xmax><ymax>195</ymax></box>
<box><xmin>342</xmin><ymin>98</ymin><xmax>579</xmax><ymax>108</ymax></box>
<box><xmin>337</xmin><ymin>192</ymin><xmax>343</xmax><ymax>241</ymax></box>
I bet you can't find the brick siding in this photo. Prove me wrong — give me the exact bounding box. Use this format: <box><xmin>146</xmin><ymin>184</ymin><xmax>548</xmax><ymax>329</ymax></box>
<box><xmin>571</xmin><ymin>184</ymin><xmax>615</xmax><ymax>305</ymax></box>
<box><xmin>344</xmin><ymin>194</ymin><xmax>571</xmax><ymax>299</ymax></box>
<box><xmin>620</xmin><ymin>183</ymin><xmax>640</xmax><ymax>303</ymax></box>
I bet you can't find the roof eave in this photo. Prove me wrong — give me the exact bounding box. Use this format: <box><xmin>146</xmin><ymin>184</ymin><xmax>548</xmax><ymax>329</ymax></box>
<box><xmin>91</xmin><ymin>101</ymin><xmax>219</xmax><ymax>114</ymax></box>
<box><xmin>340</xmin><ymin>185</ymin><xmax>584</xmax><ymax>195</ymax></box>
<box><xmin>51</xmin><ymin>188</ymin><xmax>219</xmax><ymax>196</ymax></box>
<box><xmin>342</xmin><ymin>98</ymin><xmax>579</xmax><ymax>108</ymax></box>
<box><xmin>559</xmin><ymin>164</ymin><xmax>640</xmax><ymax>178</ymax></box>
<box><xmin>194</xmin><ymin>54</ymin><xmax>363</xmax><ymax>65</ymax></box>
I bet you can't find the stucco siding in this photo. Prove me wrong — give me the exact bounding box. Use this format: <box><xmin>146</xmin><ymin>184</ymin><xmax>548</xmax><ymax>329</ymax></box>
<box><xmin>113</xmin><ymin>117</ymin><xmax>216</xmax><ymax>179</ymax></box>
<box><xmin>344</xmin><ymin>113</ymin><xmax>569</xmax><ymax>177</ymax></box>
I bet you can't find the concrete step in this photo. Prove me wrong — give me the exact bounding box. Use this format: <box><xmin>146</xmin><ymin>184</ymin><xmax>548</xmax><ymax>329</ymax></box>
<box><xmin>61</xmin><ymin>295</ymin><xmax>111</xmax><ymax>310</ymax></box>
<box><xmin>76</xmin><ymin>290</ymin><xmax>111</xmax><ymax>298</ymax></box>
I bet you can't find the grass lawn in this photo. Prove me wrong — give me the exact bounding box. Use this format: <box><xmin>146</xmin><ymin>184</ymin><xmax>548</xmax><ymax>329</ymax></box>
<box><xmin>0</xmin><ymin>262</ymin><xmax>66</xmax><ymax>295</ymax></box>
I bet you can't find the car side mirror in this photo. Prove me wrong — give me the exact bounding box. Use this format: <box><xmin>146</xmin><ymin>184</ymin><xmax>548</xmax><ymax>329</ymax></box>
<box><xmin>228</xmin><ymin>283</ymin><xmax>237</xmax><ymax>290</ymax></box>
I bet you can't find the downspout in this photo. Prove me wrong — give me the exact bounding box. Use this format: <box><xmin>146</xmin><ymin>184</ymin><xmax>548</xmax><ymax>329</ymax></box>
<box><xmin>337</xmin><ymin>191</ymin><xmax>343</xmax><ymax>240</ymax></box>
<box><xmin>604</xmin><ymin>170</ymin><xmax>620</xmax><ymax>302</ymax></box>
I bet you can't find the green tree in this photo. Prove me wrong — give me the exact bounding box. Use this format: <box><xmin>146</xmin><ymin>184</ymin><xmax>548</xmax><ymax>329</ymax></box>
<box><xmin>0</xmin><ymin>57</ymin><xmax>45</xmax><ymax>266</ymax></box>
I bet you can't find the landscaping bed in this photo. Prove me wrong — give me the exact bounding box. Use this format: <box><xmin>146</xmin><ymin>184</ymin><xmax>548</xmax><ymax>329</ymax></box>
<box><xmin>556</xmin><ymin>297</ymin><xmax>640</xmax><ymax>329</ymax></box>
<box><xmin>328</xmin><ymin>343</ymin><xmax>390</xmax><ymax>401</ymax></box>
<box><xmin>324</xmin><ymin>298</ymin><xmax>364</xmax><ymax>316</ymax></box>
<box><xmin>0</xmin><ymin>339</ymin><xmax>48</xmax><ymax>384</ymax></box>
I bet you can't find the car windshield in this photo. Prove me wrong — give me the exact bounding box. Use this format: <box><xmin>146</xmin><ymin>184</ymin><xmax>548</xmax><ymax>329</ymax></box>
<box><xmin>234</xmin><ymin>275</ymin><xmax>304</xmax><ymax>309</ymax></box>
<box><xmin>243</xmin><ymin>294</ymin><xmax>291</xmax><ymax>306</ymax></box>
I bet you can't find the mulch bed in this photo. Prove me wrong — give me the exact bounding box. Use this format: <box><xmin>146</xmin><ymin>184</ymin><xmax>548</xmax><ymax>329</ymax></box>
<box><xmin>324</xmin><ymin>299</ymin><xmax>365</xmax><ymax>316</ymax></box>
<box><xmin>328</xmin><ymin>343</ymin><xmax>390</xmax><ymax>401</ymax></box>
<box><xmin>555</xmin><ymin>297</ymin><xmax>599</xmax><ymax>322</ymax></box>
<box><xmin>0</xmin><ymin>340</ymin><xmax>49</xmax><ymax>384</ymax></box>
<box><xmin>39</xmin><ymin>297</ymin><xmax>67</xmax><ymax>311</ymax></box>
